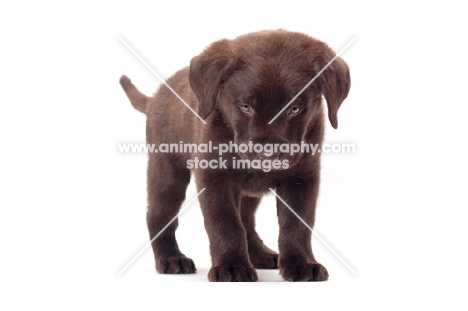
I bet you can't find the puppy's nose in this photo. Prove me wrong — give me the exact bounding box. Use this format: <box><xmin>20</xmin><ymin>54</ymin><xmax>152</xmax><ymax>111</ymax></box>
<box><xmin>255</xmin><ymin>152</ymin><xmax>280</xmax><ymax>160</ymax></box>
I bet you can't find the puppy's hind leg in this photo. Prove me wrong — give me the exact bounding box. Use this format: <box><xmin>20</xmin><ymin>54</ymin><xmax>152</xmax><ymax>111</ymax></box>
<box><xmin>241</xmin><ymin>196</ymin><xmax>278</xmax><ymax>269</ymax></box>
<box><xmin>146</xmin><ymin>153</ymin><xmax>196</xmax><ymax>274</ymax></box>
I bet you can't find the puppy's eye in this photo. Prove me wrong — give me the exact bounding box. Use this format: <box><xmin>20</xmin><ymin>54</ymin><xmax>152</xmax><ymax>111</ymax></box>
<box><xmin>240</xmin><ymin>104</ymin><xmax>253</xmax><ymax>113</ymax></box>
<box><xmin>288</xmin><ymin>106</ymin><xmax>303</xmax><ymax>115</ymax></box>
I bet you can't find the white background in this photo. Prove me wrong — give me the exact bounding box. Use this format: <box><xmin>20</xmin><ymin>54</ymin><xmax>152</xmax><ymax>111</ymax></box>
<box><xmin>1</xmin><ymin>0</ymin><xmax>467</xmax><ymax>309</ymax></box>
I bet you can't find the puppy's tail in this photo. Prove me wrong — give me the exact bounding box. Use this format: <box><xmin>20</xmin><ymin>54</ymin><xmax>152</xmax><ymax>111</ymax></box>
<box><xmin>119</xmin><ymin>75</ymin><xmax>148</xmax><ymax>114</ymax></box>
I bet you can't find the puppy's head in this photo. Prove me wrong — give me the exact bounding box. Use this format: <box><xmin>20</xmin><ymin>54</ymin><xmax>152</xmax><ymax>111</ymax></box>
<box><xmin>189</xmin><ymin>31</ymin><xmax>350</xmax><ymax>166</ymax></box>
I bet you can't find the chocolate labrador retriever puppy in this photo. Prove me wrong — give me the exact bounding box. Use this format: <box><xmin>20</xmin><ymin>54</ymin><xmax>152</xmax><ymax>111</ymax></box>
<box><xmin>120</xmin><ymin>30</ymin><xmax>350</xmax><ymax>282</ymax></box>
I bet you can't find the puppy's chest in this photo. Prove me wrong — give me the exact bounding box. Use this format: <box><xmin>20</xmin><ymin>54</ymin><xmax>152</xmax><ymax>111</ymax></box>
<box><xmin>241</xmin><ymin>173</ymin><xmax>276</xmax><ymax>197</ymax></box>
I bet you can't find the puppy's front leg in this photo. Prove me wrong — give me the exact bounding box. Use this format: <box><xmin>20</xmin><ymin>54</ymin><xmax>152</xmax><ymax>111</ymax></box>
<box><xmin>276</xmin><ymin>176</ymin><xmax>329</xmax><ymax>281</ymax></box>
<box><xmin>197</xmin><ymin>173</ymin><xmax>258</xmax><ymax>282</ymax></box>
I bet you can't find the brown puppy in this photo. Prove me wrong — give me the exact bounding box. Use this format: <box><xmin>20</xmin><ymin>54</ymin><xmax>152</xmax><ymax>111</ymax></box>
<box><xmin>120</xmin><ymin>30</ymin><xmax>350</xmax><ymax>282</ymax></box>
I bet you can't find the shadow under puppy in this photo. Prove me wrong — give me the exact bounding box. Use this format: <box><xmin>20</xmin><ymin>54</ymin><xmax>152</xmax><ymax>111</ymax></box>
<box><xmin>120</xmin><ymin>30</ymin><xmax>350</xmax><ymax>282</ymax></box>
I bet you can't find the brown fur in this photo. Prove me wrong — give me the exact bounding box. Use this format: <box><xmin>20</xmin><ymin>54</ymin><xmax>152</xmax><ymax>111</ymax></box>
<box><xmin>120</xmin><ymin>30</ymin><xmax>350</xmax><ymax>282</ymax></box>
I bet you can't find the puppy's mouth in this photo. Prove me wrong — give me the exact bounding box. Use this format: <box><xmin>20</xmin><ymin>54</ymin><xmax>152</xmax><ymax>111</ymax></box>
<box><xmin>233</xmin><ymin>139</ymin><xmax>306</xmax><ymax>170</ymax></box>
<box><xmin>253</xmin><ymin>152</ymin><xmax>280</xmax><ymax>160</ymax></box>
<box><xmin>238</xmin><ymin>151</ymin><xmax>280</xmax><ymax>161</ymax></box>
<box><xmin>237</xmin><ymin>151</ymin><xmax>301</xmax><ymax>170</ymax></box>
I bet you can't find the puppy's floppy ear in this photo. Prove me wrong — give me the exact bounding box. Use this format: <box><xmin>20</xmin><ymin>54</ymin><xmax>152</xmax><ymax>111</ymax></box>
<box><xmin>189</xmin><ymin>39</ymin><xmax>235</xmax><ymax>119</ymax></box>
<box><xmin>320</xmin><ymin>56</ymin><xmax>350</xmax><ymax>129</ymax></box>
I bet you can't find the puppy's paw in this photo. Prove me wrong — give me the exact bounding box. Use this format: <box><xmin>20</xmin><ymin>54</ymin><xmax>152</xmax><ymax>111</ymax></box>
<box><xmin>251</xmin><ymin>252</ymin><xmax>278</xmax><ymax>269</ymax></box>
<box><xmin>279</xmin><ymin>262</ymin><xmax>328</xmax><ymax>282</ymax></box>
<box><xmin>208</xmin><ymin>265</ymin><xmax>258</xmax><ymax>282</ymax></box>
<box><xmin>156</xmin><ymin>255</ymin><xmax>196</xmax><ymax>274</ymax></box>
<box><xmin>249</xmin><ymin>248</ymin><xmax>278</xmax><ymax>269</ymax></box>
